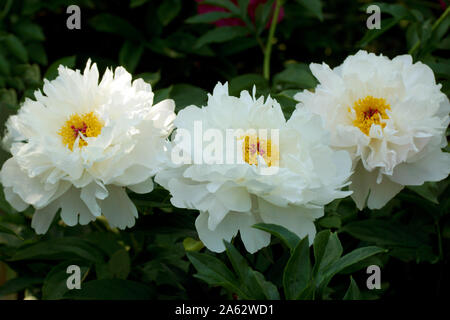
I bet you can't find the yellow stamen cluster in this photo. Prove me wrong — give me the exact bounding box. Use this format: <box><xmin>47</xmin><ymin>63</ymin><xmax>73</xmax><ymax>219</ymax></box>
<box><xmin>241</xmin><ymin>135</ymin><xmax>279</xmax><ymax>167</ymax></box>
<box><xmin>58</xmin><ymin>112</ymin><xmax>103</xmax><ymax>151</ymax></box>
<box><xmin>350</xmin><ymin>96</ymin><xmax>390</xmax><ymax>135</ymax></box>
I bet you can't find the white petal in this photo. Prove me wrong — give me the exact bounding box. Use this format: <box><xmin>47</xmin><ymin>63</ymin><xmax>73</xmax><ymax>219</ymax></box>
<box><xmin>195</xmin><ymin>211</ymin><xmax>239</xmax><ymax>253</ymax></box>
<box><xmin>367</xmin><ymin>177</ymin><xmax>404</xmax><ymax>209</ymax></box>
<box><xmin>3</xmin><ymin>187</ymin><xmax>29</xmax><ymax>212</ymax></box>
<box><xmin>237</xmin><ymin>212</ymin><xmax>271</xmax><ymax>254</ymax></box>
<box><xmin>216</xmin><ymin>186</ymin><xmax>252</xmax><ymax>213</ymax></box>
<box><xmin>80</xmin><ymin>181</ymin><xmax>108</xmax><ymax>217</ymax></box>
<box><xmin>99</xmin><ymin>185</ymin><xmax>138</xmax><ymax>229</ymax></box>
<box><xmin>0</xmin><ymin>158</ymin><xmax>57</xmax><ymax>208</ymax></box>
<box><xmin>31</xmin><ymin>201</ymin><xmax>60</xmax><ymax>234</ymax></box>
<box><xmin>349</xmin><ymin>161</ymin><xmax>376</xmax><ymax>210</ymax></box>
<box><xmin>258</xmin><ymin>199</ymin><xmax>319</xmax><ymax>245</ymax></box>
<box><xmin>128</xmin><ymin>178</ymin><xmax>154</xmax><ymax>194</ymax></box>
<box><xmin>59</xmin><ymin>188</ymin><xmax>96</xmax><ymax>226</ymax></box>
<box><xmin>390</xmin><ymin>148</ymin><xmax>450</xmax><ymax>186</ymax></box>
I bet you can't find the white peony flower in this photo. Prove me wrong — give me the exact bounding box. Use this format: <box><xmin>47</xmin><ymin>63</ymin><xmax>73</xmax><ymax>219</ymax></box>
<box><xmin>295</xmin><ymin>50</ymin><xmax>450</xmax><ymax>210</ymax></box>
<box><xmin>0</xmin><ymin>60</ymin><xmax>176</xmax><ymax>233</ymax></box>
<box><xmin>155</xmin><ymin>82</ymin><xmax>352</xmax><ymax>253</ymax></box>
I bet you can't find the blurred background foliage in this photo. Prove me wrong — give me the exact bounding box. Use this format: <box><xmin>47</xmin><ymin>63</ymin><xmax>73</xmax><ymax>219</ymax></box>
<box><xmin>0</xmin><ymin>0</ymin><xmax>449</xmax><ymax>300</ymax></box>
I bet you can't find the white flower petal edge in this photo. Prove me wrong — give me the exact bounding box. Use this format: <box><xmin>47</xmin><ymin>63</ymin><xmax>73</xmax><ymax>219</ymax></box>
<box><xmin>295</xmin><ymin>50</ymin><xmax>450</xmax><ymax>210</ymax></box>
<box><xmin>0</xmin><ymin>60</ymin><xmax>176</xmax><ymax>233</ymax></box>
<box><xmin>156</xmin><ymin>82</ymin><xmax>352</xmax><ymax>253</ymax></box>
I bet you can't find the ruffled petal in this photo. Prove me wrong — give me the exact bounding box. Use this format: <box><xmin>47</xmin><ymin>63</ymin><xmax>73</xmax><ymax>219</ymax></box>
<box><xmin>99</xmin><ymin>185</ymin><xmax>138</xmax><ymax>229</ymax></box>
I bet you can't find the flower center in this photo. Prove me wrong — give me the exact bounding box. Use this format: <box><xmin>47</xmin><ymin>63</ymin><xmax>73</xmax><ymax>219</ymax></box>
<box><xmin>350</xmin><ymin>96</ymin><xmax>390</xmax><ymax>135</ymax></box>
<box><xmin>240</xmin><ymin>135</ymin><xmax>279</xmax><ymax>167</ymax></box>
<box><xmin>58</xmin><ymin>112</ymin><xmax>103</xmax><ymax>151</ymax></box>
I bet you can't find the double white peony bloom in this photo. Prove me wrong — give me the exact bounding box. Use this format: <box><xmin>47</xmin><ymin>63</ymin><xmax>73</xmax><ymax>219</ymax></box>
<box><xmin>295</xmin><ymin>50</ymin><xmax>450</xmax><ymax>210</ymax></box>
<box><xmin>156</xmin><ymin>83</ymin><xmax>352</xmax><ymax>253</ymax></box>
<box><xmin>0</xmin><ymin>61</ymin><xmax>176</xmax><ymax>233</ymax></box>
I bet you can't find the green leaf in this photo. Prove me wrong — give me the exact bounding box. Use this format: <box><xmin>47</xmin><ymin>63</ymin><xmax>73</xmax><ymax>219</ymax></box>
<box><xmin>119</xmin><ymin>40</ymin><xmax>144</xmax><ymax>73</ymax></box>
<box><xmin>0</xmin><ymin>53</ymin><xmax>10</xmax><ymax>75</ymax></box>
<box><xmin>318</xmin><ymin>246</ymin><xmax>386</xmax><ymax>291</ymax></box>
<box><xmin>313</xmin><ymin>230</ymin><xmax>343</xmax><ymax>277</ymax></box>
<box><xmin>224</xmin><ymin>240</ymin><xmax>250</xmax><ymax>282</ymax></box>
<box><xmin>246</xmin><ymin>269</ymin><xmax>280</xmax><ymax>300</ymax></box>
<box><xmin>253</xmin><ymin>223</ymin><xmax>300</xmax><ymax>252</ymax></box>
<box><xmin>358</xmin><ymin>17</ymin><xmax>401</xmax><ymax>48</ymax></box>
<box><xmin>64</xmin><ymin>279</ymin><xmax>154</xmax><ymax>300</ymax></box>
<box><xmin>108</xmin><ymin>249</ymin><xmax>131</xmax><ymax>280</ymax></box>
<box><xmin>26</xmin><ymin>42</ymin><xmax>48</xmax><ymax>65</ymax></box>
<box><xmin>318</xmin><ymin>216</ymin><xmax>342</xmax><ymax>229</ymax></box>
<box><xmin>82</xmin><ymin>232</ymin><xmax>123</xmax><ymax>257</ymax></box>
<box><xmin>10</xmin><ymin>238</ymin><xmax>104</xmax><ymax>263</ymax></box>
<box><xmin>5</xmin><ymin>77</ymin><xmax>25</xmax><ymax>91</ymax></box>
<box><xmin>44</xmin><ymin>56</ymin><xmax>76</xmax><ymax>80</ymax></box>
<box><xmin>202</xmin><ymin>0</ymin><xmax>240</xmax><ymax>15</ymax></box>
<box><xmin>136</xmin><ymin>71</ymin><xmax>160</xmax><ymax>87</ymax></box>
<box><xmin>272</xmin><ymin>90</ymin><xmax>297</xmax><ymax>116</ymax></box>
<box><xmin>237</xmin><ymin>0</ymin><xmax>250</xmax><ymax>19</ymax></box>
<box><xmin>362</xmin><ymin>3</ymin><xmax>413</xmax><ymax>19</ymax></box>
<box><xmin>341</xmin><ymin>219</ymin><xmax>430</xmax><ymax>248</ymax></box>
<box><xmin>273</xmin><ymin>63</ymin><xmax>317</xmax><ymax>90</ymax></box>
<box><xmin>12</xmin><ymin>21</ymin><xmax>45</xmax><ymax>41</ymax></box>
<box><xmin>195</xmin><ymin>26</ymin><xmax>249</xmax><ymax>48</ymax></box>
<box><xmin>283</xmin><ymin>237</ymin><xmax>311</xmax><ymax>300</ymax></box>
<box><xmin>255</xmin><ymin>0</ymin><xmax>274</xmax><ymax>34</ymax></box>
<box><xmin>186</xmin><ymin>251</ymin><xmax>247</xmax><ymax>298</ymax></box>
<box><xmin>228</xmin><ymin>73</ymin><xmax>268</xmax><ymax>96</ymax></box>
<box><xmin>296</xmin><ymin>0</ymin><xmax>323</xmax><ymax>22</ymax></box>
<box><xmin>0</xmin><ymin>88</ymin><xmax>18</xmax><ymax>110</ymax></box>
<box><xmin>89</xmin><ymin>14</ymin><xmax>144</xmax><ymax>42</ymax></box>
<box><xmin>343</xmin><ymin>276</ymin><xmax>361</xmax><ymax>300</ymax></box>
<box><xmin>19</xmin><ymin>64</ymin><xmax>41</xmax><ymax>86</ymax></box>
<box><xmin>186</xmin><ymin>12</ymin><xmax>235</xmax><ymax>24</ymax></box>
<box><xmin>130</xmin><ymin>0</ymin><xmax>149</xmax><ymax>8</ymax></box>
<box><xmin>3</xmin><ymin>34</ymin><xmax>28</xmax><ymax>63</ymax></box>
<box><xmin>224</xmin><ymin>241</ymin><xmax>279</xmax><ymax>300</ymax></box>
<box><xmin>219</xmin><ymin>37</ymin><xmax>258</xmax><ymax>56</ymax></box>
<box><xmin>183</xmin><ymin>237</ymin><xmax>204</xmax><ymax>252</ymax></box>
<box><xmin>169</xmin><ymin>84</ymin><xmax>207</xmax><ymax>109</ymax></box>
<box><xmin>157</xmin><ymin>0</ymin><xmax>182</xmax><ymax>26</ymax></box>
<box><xmin>42</xmin><ymin>261</ymin><xmax>90</xmax><ymax>300</ymax></box>
<box><xmin>0</xmin><ymin>225</ymin><xmax>23</xmax><ymax>240</ymax></box>
<box><xmin>0</xmin><ymin>277</ymin><xmax>43</xmax><ymax>296</ymax></box>
<box><xmin>154</xmin><ymin>87</ymin><xmax>172</xmax><ymax>104</ymax></box>
<box><xmin>407</xmin><ymin>182</ymin><xmax>439</xmax><ymax>204</ymax></box>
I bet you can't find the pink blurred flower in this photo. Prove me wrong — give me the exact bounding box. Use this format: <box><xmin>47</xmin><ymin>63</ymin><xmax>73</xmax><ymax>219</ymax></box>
<box><xmin>196</xmin><ymin>0</ymin><xmax>285</xmax><ymax>28</ymax></box>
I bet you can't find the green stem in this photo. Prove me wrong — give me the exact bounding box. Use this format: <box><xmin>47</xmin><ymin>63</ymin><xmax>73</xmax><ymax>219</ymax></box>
<box><xmin>432</xmin><ymin>6</ymin><xmax>450</xmax><ymax>31</ymax></box>
<box><xmin>263</xmin><ymin>0</ymin><xmax>282</xmax><ymax>80</ymax></box>
<box><xmin>409</xmin><ymin>6</ymin><xmax>450</xmax><ymax>55</ymax></box>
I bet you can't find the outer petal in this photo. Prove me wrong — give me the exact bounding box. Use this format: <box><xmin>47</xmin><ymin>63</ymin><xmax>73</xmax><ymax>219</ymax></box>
<box><xmin>3</xmin><ymin>187</ymin><xmax>29</xmax><ymax>212</ymax></box>
<box><xmin>237</xmin><ymin>212</ymin><xmax>271</xmax><ymax>254</ymax></box>
<box><xmin>195</xmin><ymin>211</ymin><xmax>239</xmax><ymax>253</ymax></box>
<box><xmin>349</xmin><ymin>161</ymin><xmax>376</xmax><ymax>210</ymax></box>
<box><xmin>59</xmin><ymin>188</ymin><xmax>97</xmax><ymax>226</ymax></box>
<box><xmin>367</xmin><ymin>177</ymin><xmax>404</xmax><ymax>209</ymax></box>
<box><xmin>390</xmin><ymin>149</ymin><xmax>450</xmax><ymax>186</ymax></box>
<box><xmin>128</xmin><ymin>178</ymin><xmax>154</xmax><ymax>194</ymax></box>
<box><xmin>0</xmin><ymin>158</ymin><xmax>57</xmax><ymax>208</ymax></box>
<box><xmin>80</xmin><ymin>181</ymin><xmax>108</xmax><ymax>217</ymax></box>
<box><xmin>258</xmin><ymin>199</ymin><xmax>320</xmax><ymax>245</ymax></box>
<box><xmin>31</xmin><ymin>201</ymin><xmax>60</xmax><ymax>234</ymax></box>
<box><xmin>99</xmin><ymin>185</ymin><xmax>138</xmax><ymax>229</ymax></box>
